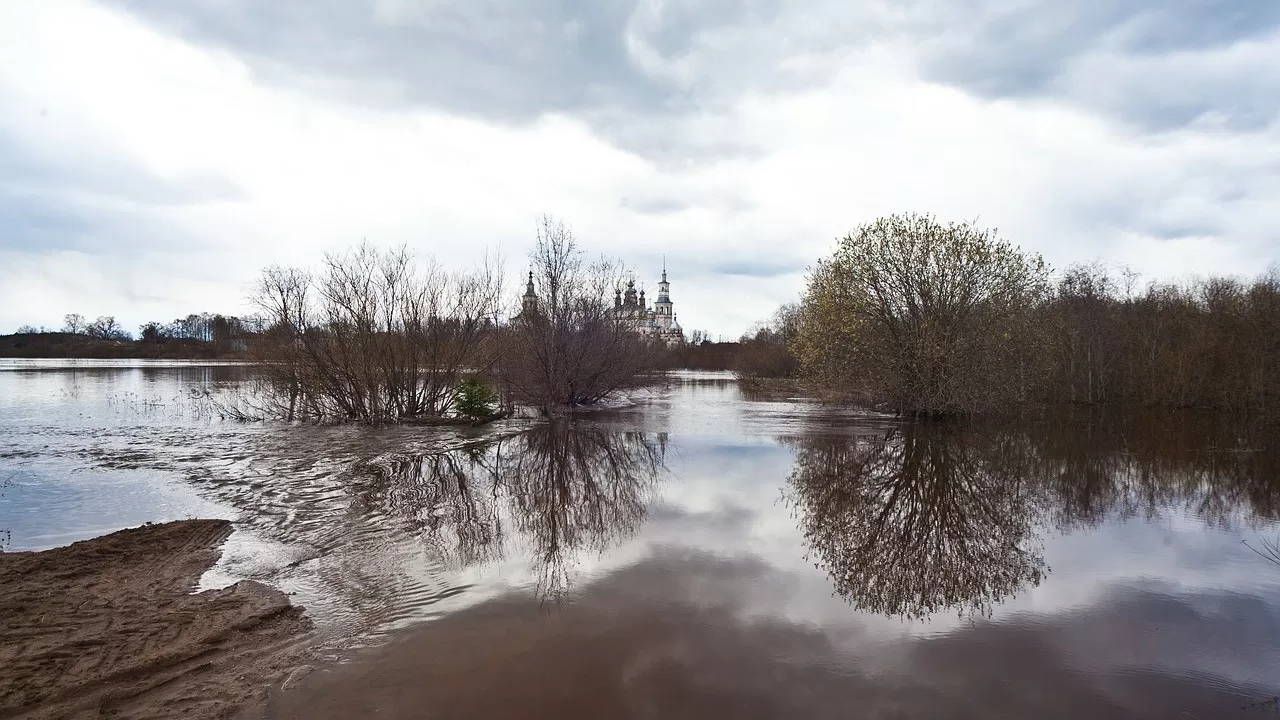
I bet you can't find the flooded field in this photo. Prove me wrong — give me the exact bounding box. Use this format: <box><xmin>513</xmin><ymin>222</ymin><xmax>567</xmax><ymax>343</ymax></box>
<box><xmin>2</xmin><ymin>359</ymin><xmax>1280</xmax><ymax>718</ymax></box>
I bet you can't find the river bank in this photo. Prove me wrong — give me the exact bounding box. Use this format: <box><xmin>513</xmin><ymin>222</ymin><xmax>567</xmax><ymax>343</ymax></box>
<box><xmin>0</xmin><ymin>520</ymin><xmax>310</xmax><ymax>720</ymax></box>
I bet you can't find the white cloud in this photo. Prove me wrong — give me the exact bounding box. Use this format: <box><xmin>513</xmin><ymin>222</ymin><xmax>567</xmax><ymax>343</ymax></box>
<box><xmin>1</xmin><ymin>0</ymin><xmax>1277</xmax><ymax>335</ymax></box>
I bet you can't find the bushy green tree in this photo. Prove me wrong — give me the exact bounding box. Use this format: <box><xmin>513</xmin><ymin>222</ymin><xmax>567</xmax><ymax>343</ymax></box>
<box><xmin>795</xmin><ymin>213</ymin><xmax>1051</xmax><ymax>415</ymax></box>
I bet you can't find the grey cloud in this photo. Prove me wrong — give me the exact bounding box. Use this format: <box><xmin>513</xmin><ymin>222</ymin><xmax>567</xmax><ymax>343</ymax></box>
<box><xmin>0</xmin><ymin>133</ymin><xmax>242</xmax><ymax>255</ymax></box>
<box><xmin>619</xmin><ymin>195</ymin><xmax>692</xmax><ymax>216</ymax></box>
<box><xmin>610</xmin><ymin>252</ymin><xmax>803</xmax><ymax>288</ymax></box>
<box><xmin>709</xmin><ymin>257</ymin><xmax>805</xmax><ymax>278</ymax></box>
<box><xmin>628</xmin><ymin>0</ymin><xmax>779</xmax><ymax>60</ymax></box>
<box><xmin>1055</xmin><ymin>44</ymin><xmax>1280</xmax><ymax>133</ymax></box>
<box><xmin>102</xmin><ymin>1</ymin><xmax>766</xmax><ymax>149</ymax></box>
<box><xmin>100</xmin><ymin>0</ymin><xmax>830</xmax><ymax>164</ymax></box>
<box><xmin>915</xmin><ymin>0</ymin><xmax>1280</xmax><ymax>92</ymax></box>
<box><xmin>1069</xmin><ymin>194</ymin><xmax>1215</xmax><ymax>245</ymax></box>
<box><xmin>102</xmin><ymin>0</ymin><xmax>668</xmax><ymax>117</ymax></box>
<box><xmin>0</xmin><ymin>185</ymin><xmax>212</xmax><ymax>257</ymax></box>
<box><xmin>1120</xmin><ymin>101</ymin><xmax>1274</xmax><ymax>134</ymax></box>
<box><xmin>619</xmin><ymin>186</ymin><xmax>754</xmax><ymax>217</ymax></box>
<box><xmin>1110</xmin><ymin>1</ymin><xmax>1280</xmax><ymax>55</ymax></box>
<box><xmin>0</xmin><ymin>181</ymin><xmax>212</xmax><ymax>256</ymax></box>
<box><xmin>1145</xmin><ymin>223</ymin><xmax>1223</xmax><ymax>242</ymax></box>
<box><xmin>1030</xmin><ymin>141</ymin><xmax>1280</xmax><ymax>272</ymax></box>
<box><xmin>1</xmin><ymin>132</ymin><xmax>242</xmax><ymax>207</ymax></box>
<box><xmin>595</xmin><ymin>112</ymin><xmax>769</xmax><ymax>167</ymax></box>
<box><xmin>102</xmin><ymin>0</ymin><xmax>1280</xmax><ymax>147</ymax></box>
<box><xmin>0</xmin><ymin>189</ymin><xmax>89</xmax><ymax>253</ymax></box>
<box><xmin>911</xmin><ymin>0</ymin><xmax>1280</xmax><ymax>131</ymax></box>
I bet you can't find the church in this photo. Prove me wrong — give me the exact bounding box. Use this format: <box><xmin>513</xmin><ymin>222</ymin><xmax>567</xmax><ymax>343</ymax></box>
<box><xmin>515</xmin><ymin>262</ymin><xmax>685</xmax><ymax>345</ymax></box>
<box><xmin>610</xmin><ymin>261</ymin><xmax>684</xmax><ymax>345</ymax></box>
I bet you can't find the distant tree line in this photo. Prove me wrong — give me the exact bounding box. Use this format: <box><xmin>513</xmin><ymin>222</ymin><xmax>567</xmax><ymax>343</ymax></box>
<box><xmin>1041</xmin><ymin>263</ymin><xmax>1279</xmax><ymax>411</ymax></box>
<box><xmin>730</xmin><ymin>303</ymin><xmax>802</xmax><ymax>381</ymax></box>
<box><xmin>138</xmin><ymin>313</ymin><xmax>264</xmax><ymax>349</ymax></box>
<box><xmin>656</xmin><ymin>316</ymin><xmax>803</xmax><ymax>379</ymax></box>
<box><xmin>737</xmin><ymin>213</ymin><xmax>1279</xmax><ymax>417</ymax></box>
<box><xmin>5</xmin><ymin>312</ymin><xmax>262</xmax><ymax>359</ymax></box>
<box><xmin>661</xmin><ymin>337</ymin><xmax>741</xmax><ymax>371</ymax></box>
<box><xmin>58</xmin><ymin>314</ymin><xmax>130</xmax><ymax>341</ymax></box>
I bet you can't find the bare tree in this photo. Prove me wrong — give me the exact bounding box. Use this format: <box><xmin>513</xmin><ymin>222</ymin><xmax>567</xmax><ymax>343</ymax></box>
<box><xmin>62</xmin><ymin>313</ymin><xmax>87</xmax><ymax>335</ymax></box>
<box><xmin>499</xmin><ymin>216</ymin><xmax>657</xmax><ymax>414</ymax></box>
<box><xmin>85</xmin><ymin>316</ymin><xmax>128</xmax><ymax>340</ymax></box>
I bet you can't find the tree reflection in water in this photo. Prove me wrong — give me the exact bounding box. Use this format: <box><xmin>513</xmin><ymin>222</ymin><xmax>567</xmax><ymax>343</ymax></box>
<box><xmin>1034</xmin><ymin>411</ymin><xmax>1280</xmax><ymax>531</ymax></box>
<box><xmin>784</xmin><ymin>423</ymin><xmax>1047</xmax><ymax>620</ymax></box>
<box><xmin>501</xmin><ymin>426</ymin><xmax>664</xmax><ymax>597</ymax></box>
<box><xmin>785</xmin><ymin>412</ymin><xmax>1280</xmax><ymax>620</ymax></box>
<box><xmin>362</xmin><ymin>422</ymin><xmax>668</xmax><ymax>598</ymax></box>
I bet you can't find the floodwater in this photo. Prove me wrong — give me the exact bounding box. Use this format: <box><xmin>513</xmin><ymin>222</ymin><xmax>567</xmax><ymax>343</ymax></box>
<box><xmin>2</xmin><ymin>360</ymin><xmax>1280</xmax><ymax>718</ymax></box>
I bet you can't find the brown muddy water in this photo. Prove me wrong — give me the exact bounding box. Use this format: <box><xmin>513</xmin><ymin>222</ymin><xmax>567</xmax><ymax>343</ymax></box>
<box><xmin>2</xmin><ymin>359</ymin><xmax>1280</xmax><ymax>719</ymax></box>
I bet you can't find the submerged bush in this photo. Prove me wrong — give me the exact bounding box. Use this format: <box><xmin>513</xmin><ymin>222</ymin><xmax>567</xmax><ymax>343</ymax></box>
<box><xmin>248</xmin><ymin>242</ymin><xmax>503</xmax><ymax>424</ymax></box>
<box><xmin>498</xmin><ymin>216</ymin><xmax>656</xmax><ymax>415</ymax></box>
<box><xmin>796</xmin><ymin>213</ymin><xmax>1051</xmax><ymax>415</ymax></box>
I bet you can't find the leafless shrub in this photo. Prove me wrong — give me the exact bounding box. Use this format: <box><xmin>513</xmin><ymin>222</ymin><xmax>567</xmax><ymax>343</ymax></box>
<box><xmin>498</xmin><ymin>216</ymin><xmax>657</xmax><ymax>414</ymax></box>
<box><xmin>246</xmin><ymin>242</ymin><xmax>504</xmax><ymax>424</ymax></box>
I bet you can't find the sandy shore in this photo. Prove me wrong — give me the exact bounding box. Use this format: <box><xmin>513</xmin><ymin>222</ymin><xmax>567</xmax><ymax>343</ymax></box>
<box><xmin>0</xmin><ymin>520</ymin><xmax>310</xmax><ymax>720</ymax></box>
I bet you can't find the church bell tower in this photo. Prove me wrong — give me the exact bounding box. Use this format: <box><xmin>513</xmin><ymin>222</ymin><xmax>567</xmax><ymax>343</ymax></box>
<box><xmin>654</xmin><ymin>256</ymin><xmax>673</xmax><ymax>326</ymax></box>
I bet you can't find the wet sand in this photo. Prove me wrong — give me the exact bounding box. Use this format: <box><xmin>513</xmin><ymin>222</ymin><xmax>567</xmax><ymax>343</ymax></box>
<box><xmin>0</xmin><ymin>520</ymin><xmax>310</xmax><ymax>720</ymax></box>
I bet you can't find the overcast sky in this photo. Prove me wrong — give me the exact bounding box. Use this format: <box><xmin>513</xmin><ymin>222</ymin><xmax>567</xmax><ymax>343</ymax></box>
<box><xmin>2</xmin><ymin>0</ymin><xmax>1278</xmax><ymax>338</ymax></box>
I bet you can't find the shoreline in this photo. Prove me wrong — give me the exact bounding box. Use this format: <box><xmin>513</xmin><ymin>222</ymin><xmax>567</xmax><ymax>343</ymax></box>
<box><xmin>0</xmin><ymin>520</ymin><xmax>311</xmax><ymax>720</ymax></box>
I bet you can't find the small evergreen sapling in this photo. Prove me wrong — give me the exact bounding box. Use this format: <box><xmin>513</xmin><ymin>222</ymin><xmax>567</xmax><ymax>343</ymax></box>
<box><xmin>454</xmin><ymin>375</ymin><xmax>497</xmax><ymax>421</ymax></box>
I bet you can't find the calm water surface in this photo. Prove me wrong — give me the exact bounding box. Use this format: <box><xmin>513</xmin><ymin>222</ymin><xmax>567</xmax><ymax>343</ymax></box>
<box><xmin>2</xmin><ymin>359</ymin><xmax>1279</xmax><ymax>718</ymax></box>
